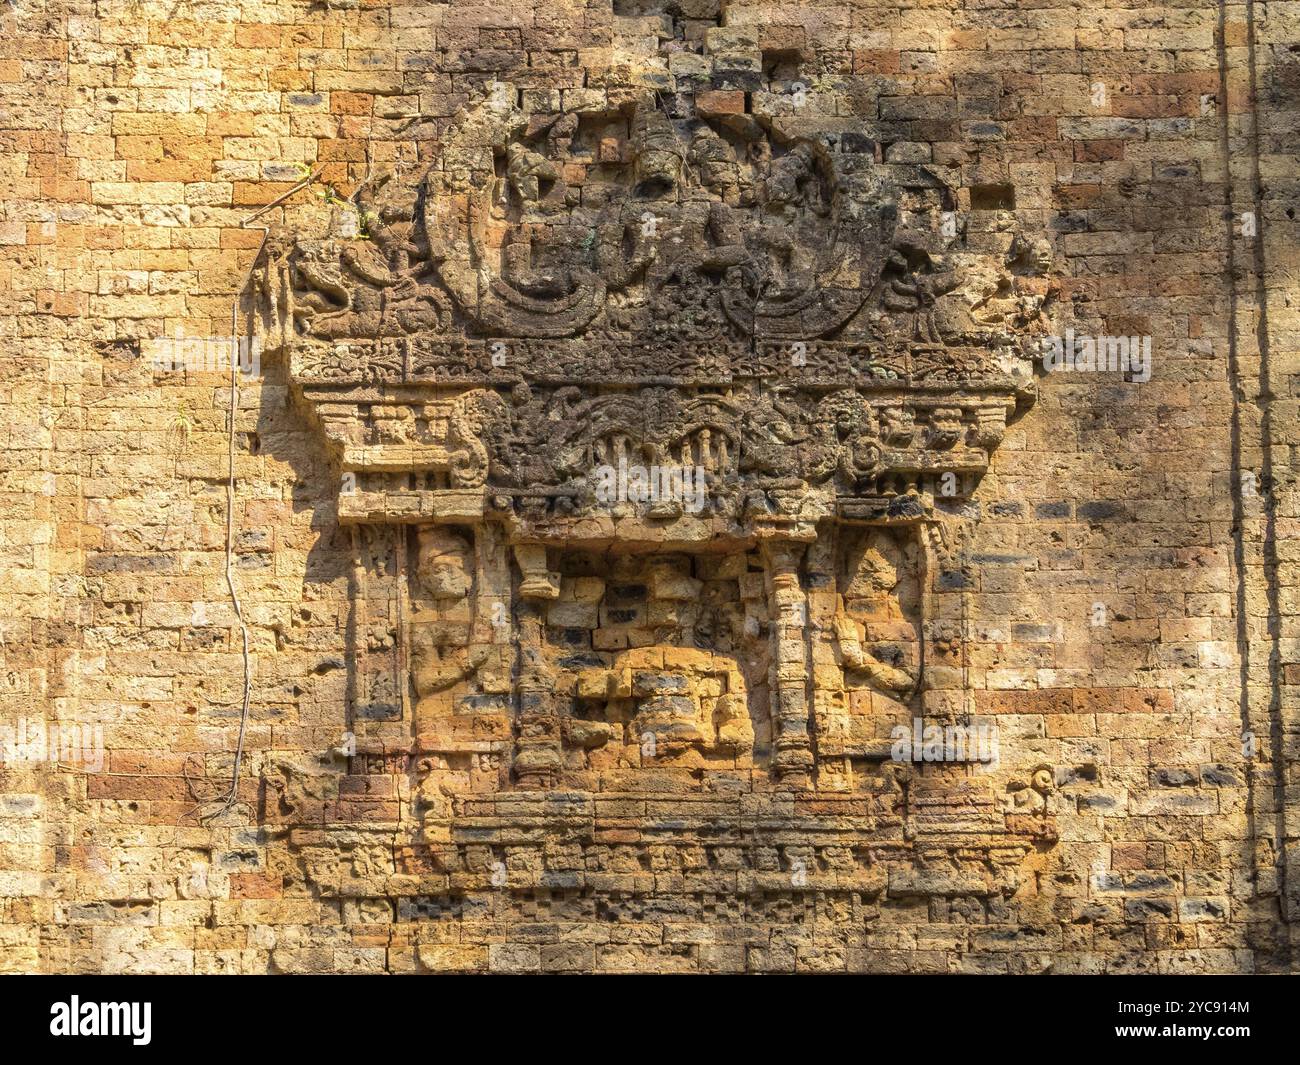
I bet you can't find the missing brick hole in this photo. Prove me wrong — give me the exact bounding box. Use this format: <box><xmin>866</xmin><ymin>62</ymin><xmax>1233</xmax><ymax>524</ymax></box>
<box><xmin>970</xmin><ymin>184</ymin><xmax>1015</xmax><ymax>211</ymax></box>
<box><xmin>613</xmin><ymin>0</ymin><xmax>686</xmax><ymax>17</ymax></box>
<box><xmin>95</xmin><ymin>338</ymin><xmax>142</xmax><ymax>361</ymax></box>
<box><xmin>763</xmin><ymin>49</ymin><xmax>805</xmax><ymax>82</ymax></box>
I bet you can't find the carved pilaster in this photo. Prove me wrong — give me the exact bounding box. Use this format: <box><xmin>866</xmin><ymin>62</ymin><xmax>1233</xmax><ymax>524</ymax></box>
<box><xmin>761</xmin><ymin>540</ymin><xmax>814</xmax><ymax>788</ymax></box>
<box><xmin>511</xmin><ymin>544</ymin><xmax>562</xmax><ymax>788</ymax></box>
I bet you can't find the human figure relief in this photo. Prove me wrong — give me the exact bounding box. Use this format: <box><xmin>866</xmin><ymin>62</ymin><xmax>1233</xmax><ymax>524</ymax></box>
<box><xmin>833</xmin><ymin>613</ymin><xmax>914</xmax><ymax>696</ymax></box>
<box><xmin>573</xmin><ymin>646</ymin><xmax>754</xmax><ymax>767</ymax></box>
<box><xmin>1005</xmin><ymin>764</ymin><xmax>1055</xmax><ymax>814</ymax></box>
<box><xmin>833</xmin><ymin>532</ymin><xmax>918</xmax><ymax>700</ymax></box>
<box><xmin>409</xmin><ymin>527</ymin><xmax>488</xmax><ymax>728</ymax></box>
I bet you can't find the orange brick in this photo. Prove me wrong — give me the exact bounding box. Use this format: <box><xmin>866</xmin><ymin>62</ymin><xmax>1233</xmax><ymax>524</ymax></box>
<box><xmin>331</xmin><ymin>92</ymin><xmax>373</xmax><ymax>116</ymax></box>
<box><xmin>696</xmin><ymin>90</ymin><xmax>746</xmax><ymax>116</ymax></box>
<box><xmin>235</xmin><ymin>25</ymin><xmax>281</xmax><ymax>47</ymax></box>
<box><xmin>127</xmin><ymin>160</ymin><xmax>212</xmax><ymax>182</ymax></box>
<box><xmin>1072</xmin><ymin>688</ymin><xmax>1175</xmax><ymax>714</ymax></box>
<box><xmin>230</xmin><ymin>873</ymin><xmax>281</xmax><ymax>899</ymax></box>
<box><xmin>853</xmin><ymin>50</ymin><xmax>901</xmax><ymax>75</ymax></box>
<box><xmin>232</xmin><ymin>180</ymin><xmax>303</xmax><ymax>207</ymax></box>
<box><xmin>972</xmin><ymin>689</ymin><xmax>1074</xmax><ymax>715</ymax></box>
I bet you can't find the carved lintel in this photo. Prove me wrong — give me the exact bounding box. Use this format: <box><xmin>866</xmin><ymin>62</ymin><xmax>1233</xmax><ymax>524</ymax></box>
<box><xmin>339</xmin><ymin>488</ymin><xmax>489</xmax><ymax>526</ymax></box>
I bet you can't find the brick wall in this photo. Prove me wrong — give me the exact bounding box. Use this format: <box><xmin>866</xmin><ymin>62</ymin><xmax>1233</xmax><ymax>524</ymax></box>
<box><xmin>1</xmin><ymin>0</ymin><xmax>1297</xmax><ymax>973</ymax></box>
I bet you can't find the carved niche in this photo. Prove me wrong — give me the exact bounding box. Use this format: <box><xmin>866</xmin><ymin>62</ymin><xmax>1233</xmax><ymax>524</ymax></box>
<box><xmin>256</xmin><ymin>82</ymin><xmax>1054</xmax><ymax>827</ymax></box>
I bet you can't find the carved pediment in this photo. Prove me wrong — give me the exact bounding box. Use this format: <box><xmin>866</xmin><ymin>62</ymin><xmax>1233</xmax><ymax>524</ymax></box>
<box><xmin>257</xmin><ymin>84</ymin><xmax>1050</xmax><ymax>540</ymax></box>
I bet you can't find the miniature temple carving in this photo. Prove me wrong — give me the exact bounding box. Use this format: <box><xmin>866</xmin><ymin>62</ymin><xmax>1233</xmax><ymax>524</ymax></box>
<box><xmin>255</xmin><ymin>72</ymin><xmax>1058</xmax><ymax>878</ymax></box>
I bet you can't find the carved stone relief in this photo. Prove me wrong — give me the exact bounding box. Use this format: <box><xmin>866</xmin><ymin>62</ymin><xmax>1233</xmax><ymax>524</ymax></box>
<box><xmin>255</xmin><ymin>75</ymin><xmax>1057</xmax><ymax>881</ymax></box>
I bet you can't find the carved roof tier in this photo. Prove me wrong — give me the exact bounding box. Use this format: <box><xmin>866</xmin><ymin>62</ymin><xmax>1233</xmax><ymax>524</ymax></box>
<box><xmin>256</xmin><ymin>89</ymin><xmax>1052</xmax><ymax>538</ymax></box>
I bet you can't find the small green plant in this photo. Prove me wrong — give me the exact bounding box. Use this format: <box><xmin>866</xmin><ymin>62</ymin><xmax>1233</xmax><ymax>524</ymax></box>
<box><xmin>314</xmin><ymin>183</ymin><xmax>369</xmax><ymax>239</ymax></box>
<box><xmin>169</xmin><ymin>401</ymin><xmax>194</xmax><ymax>452</ymax></box>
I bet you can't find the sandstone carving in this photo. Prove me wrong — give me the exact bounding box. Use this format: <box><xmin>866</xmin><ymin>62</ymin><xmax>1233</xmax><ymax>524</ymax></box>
<box><xmin>255</xmin><ymin>59</ymin><xmax>1055</xmax><ymax>858</ymax></box>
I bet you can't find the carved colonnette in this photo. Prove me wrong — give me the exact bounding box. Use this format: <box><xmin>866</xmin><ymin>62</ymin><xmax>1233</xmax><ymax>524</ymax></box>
<box><xmin>254</xmin><ymin>83</ymin><xmax>1057</xmax><ymax>924</ymax></box>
